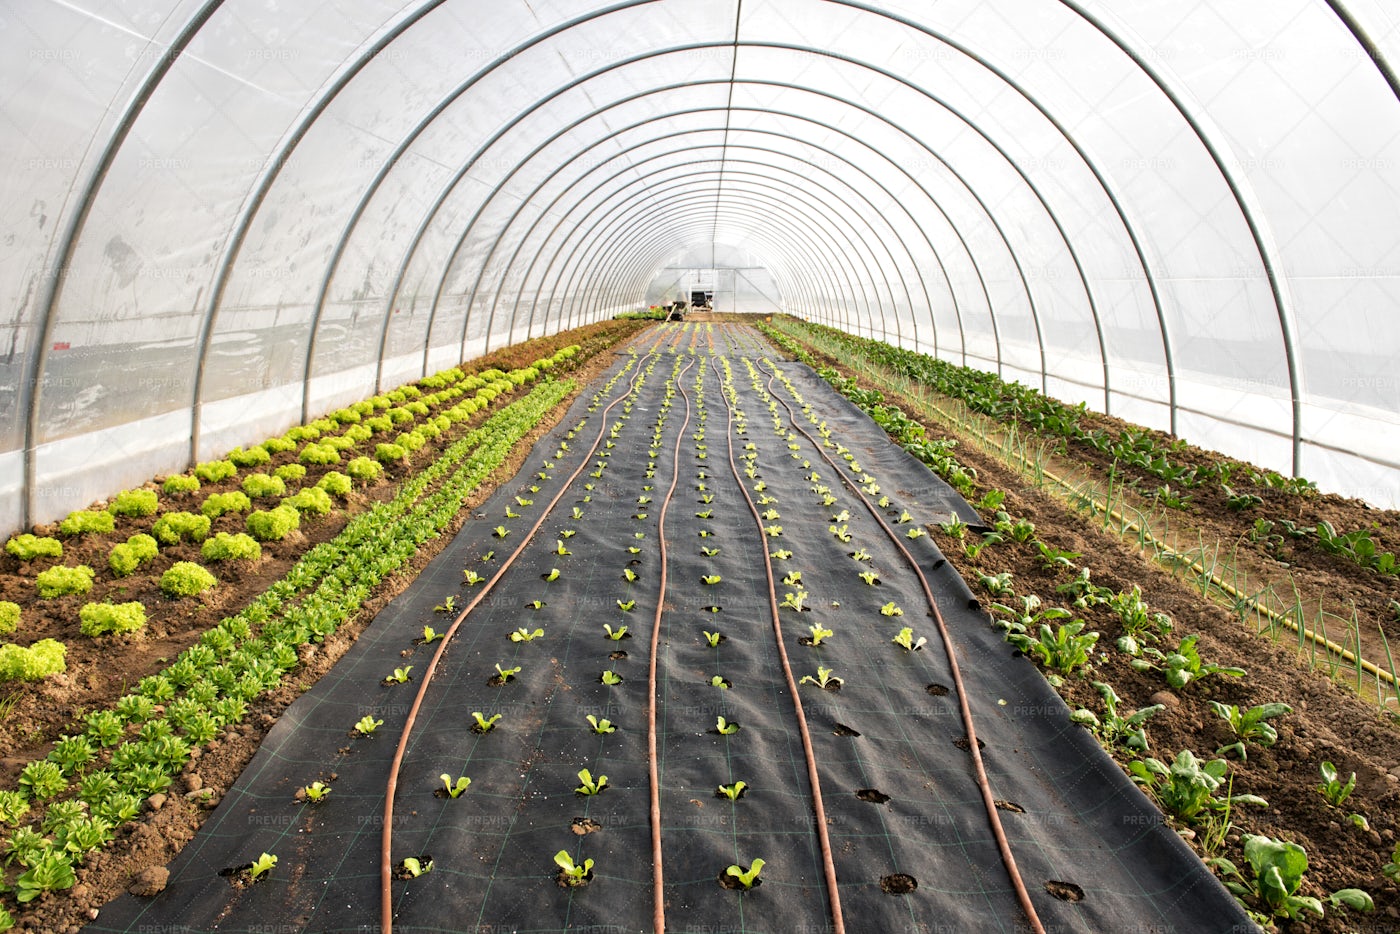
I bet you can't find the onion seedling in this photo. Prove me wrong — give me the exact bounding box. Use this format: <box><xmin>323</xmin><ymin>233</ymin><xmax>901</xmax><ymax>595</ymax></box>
<box><xmin>800</xmin><ymin>667</ymin><xmax>843</xmax><ymax>690</ymax></box>
<box><xmin>471</xmin><ymin>712</ymin><xmax>501</xmax><ymax>733</ymax></box>
<box><xmin>604</xmin><ymin>624</ymin><xmax>629</xmax><ymax>640</ymax></box>
<box><xmin>601</xmin><ymin>670</ymin><xmax>622</xmax><ymax>685</ymax></box>
<box><xmin>715</xmin><ymin>716</ymin><xmax>740</xmax><ymax>735</ymax></box>
<box><xmin>440</xmin><ymin>774</ymin><xmax>471</xmax><ymax>798</ymax></box>
<box><xmin>717</xmin><ymin>781</ymin><xmax>747</xmax><ymax>800</ymax></box>
<box><xmin>892</xmin><ymin>627</ymin><xmax>926</xmax><ymax>652</ymax></box>
<box><xmin>575</xmin><ymin>769</ymin><xmax>608</xmax><ymax>795</ymax></box>
<box><xmin>725</xmin><ymin>858</ymin><xmax>764</xmax><ymax>889</ymax></box>
<box><xmin>586</xmin><ymin>715</ymin><xmax>616</xmax><ymax>734</ymax></box>
<box><xmin>554</xmin><ymin>850</ymin><xmax>593</xmax><ymax>886</ymax></box>
<box><xmin>509</xmin><ymin>627</ymin><xmax>544</xmax><ymax>642</ymax></box>
<box><xmin>355</xmin><ymin>716</ymin><xmax>383</xmax><ymax>735</ymax></box>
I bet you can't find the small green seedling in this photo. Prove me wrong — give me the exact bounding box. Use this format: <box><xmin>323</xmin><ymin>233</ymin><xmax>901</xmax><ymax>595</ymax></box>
<box><xmin>543</xmin><ymin>568</ymin><xmax>561</xmax><ymax>582</ymax></box>
<box><xmin>715</xmin><ymin>716</ymin><xmax>740</xmax><ymax>735</ymax></box>
<box><xmin>422</xmin><ymin>626</ymin><xmax>444</xmax><ymax>643</ymax></box>
<box><xmin>771</xmin><ymin>549</ymin><xmax>793</xmax><ymax>559</ymax></box>
<box><xmin>471</xmin><ymin>712</ymin><xmax>501</xmax><ymax>733</ymax></box>
<box><xmin>626</xmin><ymin>546</ymin><xmax>641</xmax><ymax>554</ymax></box>
<box><xmin>850</xmin><ymin>548</ymin><xmax>873</xmax><ymax>561</ymax></box>
<box><xmin>807</xmin><ymin>624</ymin><xmax>833</xmax><ymax>646</ymax></box>
<box><xmin>400</xmin><ymin>857</ymin><xmax>433</xmax><ymax>878</ymax></box>
<box><xmin>892</xmin><ymin>627</ymin><xmax>926</xmax><ymax>652</ymax></box>
<box><xmin>302</xmin><ymin>781</ymin><xmax>331</xmax><ymax>803</ymax></box>
<box><xmin>248</xmin><ymin>852</ymin><xmax>277</xmax><ymax>882</ymax></box>
<box><xmin>440</xmin><ymin>774</ymin><xmax>471</xmax><ymax>798</ymax></box>
<box><xmin>493</xmin><ymin>663</ymin><xmax>520</xmax><ymax>683</ymax></box>
<box><xmin>560</xmin><ymin>529</ymin><xmax>576</xmax><ymax>539</ymax></box>
<box><xmin>493</xmin><ymin>526</ymin><xmax>509</xmax><ymax>538</ymax></box>
<box><xmin>725</xmin><ymin>858</ymin><xmax>764</xmax><ymax>889</ymax></box>
<box><xmin>702</xmin><ymin>574</ymin><xmax>722</xmax><ymax>585</ymax></box>
<box><xmin>1210</xmin><ymin>701</ymin><xmax>1291</xmax><ymax>760</ymax></box>
<box><xmin>703</xmin><ymin>630</ymin><xmax>723</xmax><ymax>647</ymax></box>
<box><xmin>434</xmin><ymin>596</ymin><xmax>456</xmax><ymax>613</ymax></box>
<box><xmin>717</xmin><ymin>780</ymin><xmax>747</xmax><ymax>800</ymax></box>
<box><xmin>463</xmin><ymin>569</ymin><xmax>485</xmax><ymax>586</ymax></box>
<box><xmin>481</xmin><ymin>550</ymin><xmax>495</xmax><ymax>561</ymax></box>
<box><xmin>858</xmin><ymin>571</ymin><xmax>879</xmax><ymax>586</ymax></box>
<box><xmin>575</xmin><ymin>769</ymin><xmax>608</xmax><ymax>795</ymax></box>
<box><xmin>355</xmin><ymin>715</ymin><xmax>383</xmax><ymax>735</ymax></box>
<box><xmin>587</xmin><ymin>715</ymin><xmax>616</xmax><ymax>734</ymax></box>
<box><xmin>384</xmin><ymin>666</ymin><xmax>413</xmax><ymax>684</ymax></box>
<box><xmin>510</xmin><ymin>627</ymin><xmax>544</xmax><ymax>642</ymax></box>
<box><xmin>710</xmin><ymin>675</ymin><xmax>730</xmax><ymax>689</ymax></box>
<box><xmin>782</xmin><ymin>570</ymin><xmax>803</xmax><ymax>586</ymax></box>
<box><xmin>1318</xmin><ymin>761</ymin><xmax>1356</xmax><ymax>807</ymax></box>
<box><xmin>880</xmin><ymin>602</ymin><xmax>903</xmax><ymax>617</ymax></box>
<box><xmin>800</xmin><ymin>667</ymin><xmax>843</xmax><ymax>689</ymax></box>
<box><xmin>605</xmin><ymin>623</ymin><xmax>629</xmax><ymax>640</ymax></box>
<box><xmin>623</xmin><ymin>568</ymin><xmax>638</xmax><ymax>583</ymax></box>
<box><xmin>616</xmin><ymin>599</ymin><xmax>636</xmax><ymax>612</ymax></box>
<box><xmin>554</xmin><ymin>850</ymin><xmax>594</xmax><ymax>886</ymax></box>
<box><xmin>556</xmin><ymin>541</ymin><xmax>571</xmax><ymax>556</ymax></box>
<box><xmin>527</xmin><ymin>600</ymin><xmax>545</xmax><ymax>610</ymax></box>
<box><xmin>701</xmin><ymin>546</ymin><xmax>720</xmax><ymax>556</ymax></box>
<box><xmin>601</xmin><ymin>670</ymin><xmax>622</xmax><ymax>685</ymax></box>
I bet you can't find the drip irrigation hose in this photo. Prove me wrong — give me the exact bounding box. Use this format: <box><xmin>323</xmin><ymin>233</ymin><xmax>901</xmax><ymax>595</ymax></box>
<box><xmin>757</xmin><ymin>359</ymin><xmax>1046</xmax><ymax>934</ymax></box>
<box><xmin>379</xmin><ymin>355</ymin><xmax>653</xmax><ymax>934</ymax></box>
<box><xmin>713</xmin><ymin>357</ymin><xmax>847</xmax><ymax>934</ymax></box>
<box><xmin>647</xmin><ymin>353</ymin><xmax>697</xmax><ymax>932</ymax></box>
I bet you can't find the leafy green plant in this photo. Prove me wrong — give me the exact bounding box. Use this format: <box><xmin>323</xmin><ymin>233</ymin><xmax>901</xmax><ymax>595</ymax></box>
<box><xmin>1070</xmin><ymin>681</ymin><xmax>1163</xmax><ymax>753</ymax></box>
<box><xmin>492</xmin><ymin>663</ymin><xmax>519</xmax><ymax>684</ymax></box>
<box><xmin>78</xmin><ymin>601</ymin><xmax>147</xmax><ymax>637</ymax></box>
<box><xmin>1383</xmin><ymin>841</ymin><xmax>1400</xmax><ymax>883</ymax></box>
<box><xmin>880</xmin><ymin>602</ymin><xmax>903</xmax><ymax>617</ymax></box>
<box><xmin>201</xmin><ymin>491</ymin><xmax>252</xmax><ymax>519</ymax></box>
<box><xmin>13</xmin><ymin>848</ymin><xmax>75</xmax><ymax>902</ymax></box>
<box><xmin>384</xmin><ymin>666</ymin><xmax>413</xmax><ymax>684</ymax></box>
<box><xmin>6</xmin><ymin>534</ymin><xmax>62</xmax><ymax>561</ymax></box>
<box><xmin>434</xmin><ymin>596</ymin><xmax>456</xmax><ymax>613</ymax></box>
<box><xmin>586</xmin><ymin>714</ymin><xmax>616</xmax><ymax>734</ymax></box>
<box><xmin>554</xmin><ymin>849</ymin><xmax>594</xmax><ymax>886</ymax></box>
<box><xmin>1007</xmin><ymin>619</ymin><xmax>1098</xmax><ymax>677</ymax></box>
<box><xmin>201</xmin><ymin>531</ymin><xmax>262</xmax><ymax>563</ymax></box>
<box><xmin>355</xmin><ymin>715</ymin><xmax>383</xmax><ymax>735</ymax></box>
<box><xmin>725</xmin><ymin>858</ymin><xmax>765</xmax><ymax>889</ymax></box>
<box><xmin>703</xmin><ymin>630</ymin><xmax>723</xmax><ymax>647</ymax></box>
<box><xmin>58</xmin><ymin>509</ymin><xmax>115</xmax><ymax>537</ymax></box>
<box><xmin>18</xmin><ymin>759</ymin><xmax>66</xmax><ymax>800</ymax></box>
<box><xmin>35</xmin><ymin>564</ymin><xmax>95</xmax><ymax>598</ymax></box>
<box><xmin>439</xmin><ymin>774</ymin><xmax>471</xmax><ymax>798</ymax></box>
<box><xmin>575</xmin><ymin>769</ymin><xmax>608</xmax><ymax>795</ymax></box>
<box><xmin>509</xmin><ymin>626</ymin><xmax>543</xmax><ymax>642</ymax></box>
<box><xmin>1214</xmin><ymin>834</ymin><xmax>1372</xmax><ymax>921</ymax></box>
<box><xmin>345</xmin><ymin>455</ymin><xmax>382</xmax><ymax>481</ymax></box>
<box><xmin>1056</xmin><ymin>567</ymin><xmax>1113</xmax><ymax>610</ymax></box>
<box><xmin>302</xmin><ymin>781</ymin><xmax>332</xmax><ymax>803</ymax></box>
<box><xmin>717</xmin><ymin>780</ymin><xmax>747</xmax><ymax>801</ymax></box>
<box><xmin>800</xmin><ymin>666</ymin><xmax>843</xmax><ymax>689</ymax></box>
<box><xmin>806</xmin><ymin>624</ymin><xmax>833</xmax><ymax>646</ymax></box>
<box><xmin>715</xmin><ymin>716</ymin><xmax>739</xmax><ymax>735</ymax></box>
<box><xmin>162</xmin><ymin>474</ymin><xmax>200</xmax><ymax>496</ymax></box>
<box><xmin>152</xmin><ymin>510</ymin><xmax>210</xmax><ymax>545</ymax></box>
<box><xmin>604</xmin><ymin>624</ymin><xmax>628</xmax><ymax>640</ymax></box>
<box><xmin>601</xmin><ymin>670</ymin><xmax>622</xmax><ymax>685</ymax></box>
<box><xmin>472</xmin><ymin>712</ymin><xmax>501</xmax><ymax>733</ymax></box>
<box><xmin>400</xmin><ymin>856</ymin><xmax>432</xmax><ymax>877</ymax></box>
<box><xmin>0</xmin><ymin>790</ymin><xmax>28</xmax><ymax>826</ymax></box>
<box><xmin>892</xmin><ymin>627</ymin><xmax>926</xmax><ymax>652</ymax></box>
<box><xmin>193</xmin><ymin>459</ymin><xmax>237</xmax><ymax>483</ymax></box>
<box><xmin>160</xmin><ymin>561</ymin><xmax>217</xmax><ymax>598</ymax></box>
<box><xmin>421</xmin><ymin>625</ymin><xmax>444</xmax><ymax>643</ymax></box>
<box><xmin>245</xmin><ymin>504</ymin><xmax>300</xmax><ymax>541</ymax></box>
<box><xmin>1127</xmin><ymin>749</ymin><xmax>1266</xmax><ymax>823</ymax></box>
<box><xmin>1209</xmin><ymin>701</ymin><xmax>1290</xmax><ymax>760</ymax></box>
<box><xmin>248</xmin><ymin>851</ymin><xmax>277</xmax><ymax>882</ymax></box>
<box><xmin>616</xmin><ymin>599</ymin><xmax>636</xmax><ymax>612</ymax></box>
<box><xmin>241</xmin><ymin>473</ymin><xmax>286</xmax><ymax>500</ymax></box>
<box><xmin>1126</xmin><ymin>635</ymin><xmax>1244</xmax><ymax>689</ymax></box>
<box><xmin>1317</xmin><ymin>761</ymin><xmax>1355</xmax><ymax>807</ymax></box>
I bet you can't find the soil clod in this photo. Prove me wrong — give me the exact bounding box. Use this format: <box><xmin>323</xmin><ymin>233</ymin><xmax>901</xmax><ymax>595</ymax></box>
<box><xmin>1045</xmin><ymin>880</ymin><xmax>1084</xmax><ymax>902</ymax></box>
<box><xmin>880</xmin><ymin>873</ymin><xmax>917</xmax><ymax>895</ymax></box>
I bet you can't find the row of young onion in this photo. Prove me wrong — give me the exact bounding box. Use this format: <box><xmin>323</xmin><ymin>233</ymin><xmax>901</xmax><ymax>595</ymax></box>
<box><xmin>0</xmin><ymin>355</ymin><xmax>588</xmax><ymax>925</ymax></box>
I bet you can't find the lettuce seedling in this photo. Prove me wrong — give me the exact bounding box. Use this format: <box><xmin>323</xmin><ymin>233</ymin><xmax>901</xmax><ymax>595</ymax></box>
<box><xmin>601</xmin><ymin>670</ymin><xmax>622</xmax><ymax>685</ymax></box>
<box><xmin>800</xmin><ymin>667</ymin><xmax>843</xmax><ymax>690</ymax></box>
<box><xmin>702</xmin><ymin>575</ymin><xmax>722</xmax><ymax>585</ymax></box>
<box><xmin>440</xmin><ymin>774</ymin><xmax>471</xmax><ymax>798</ymax></box>
<box><xmin>806</xmin><ymin>624</ymin><xmax>833</xmax><ymax>646</ymax></box>
<box><xmin>849</xmin><ymin>548</ymin><xmax>872</xmax><ymax>561</ymax></box>
<box><xmin>710</xmin><ymin>675</ymin><xmax>730</xmax><ymax>689</ymax></box>
<box><xmin>463</xmin><ymin>569</ymin><xmax>485</xmax><ymax>585</ymax></box>
<box><xmin>384</xmin><ymin>666</ymin><xmax>413</xmax><ymax>684</ymax></box>
<box><xmin>586</xmin><ymin>715</ymin><xmax>616</xmax><ymax>734</ymax></box>
<box><xmin>725</xmin><ymin>858</ymin><xmax>764</xmax><ymax>889</ymax></box>
<box><xmin>434</xmin><ymin>596</ymin><xmax>456</xmax><ymax>613</ymax></box>
<box><xmin>422</xmin><ymin>625</ymin><xmax>444</xmax><ymax>643</ymax></box>
<box><xmin>616</xmin><ymin>599</ymin><xmax>636</xmax><ymax>612</ymax></box>
<box><xmin>248</xmin><ymin>852</ymin><xmax>277</xmax><ymax>882</ymax></box>
<box><xmin>401</xmin><ymin>857</ymin><xmax>433</xmax><ymax>877</ymax></box>
<box><xmin>543</xmin><ymin>568</ymin><xmax>561</xmax><ymax>582</ymax></box>
<box><xmin>494</xmin><ymin>663</ymin><xmax>520</xmax><ymax>683</ymax></box>
<box><xmin>771</xmin><ymin>549</ymin><xmax>793</xmax><ymax>560</ymax></box>
<box><xmin>715</xmin><ymin>716</ymin><xmax>739</xmax><ymax>735</ymax></box>
<box><xmin>493</xmin><ymin>526</ymin><xmax>509</xmax><ymax>538</ymax></box>
<box><xmin>302</xmin><ymin>781</ymin><xmax>331</xmax><ymax>803</ymax></box>
<box><xmin>509</xmin><ymin>627</ymin><xmax>544</xmax><ymax>642</ymax></box>
<box><xmin>782</xmin><ymin>570</ymin><xmax>803</xmax><ymax>586</ymax></box>
<box><xmin>14</xmin><ymin>849</ymin><xmax>76</xmax><ymax>902</ymax></box>
<box><xmin>554</xmin><ymin>850</ymin><xmax>593</xmax><ymax>886</ymax></box>
<box><xmin>701</xmin><ymin>547</ymin><xmax>720</xmax><ymax>556</ymax></box>
<box><xmin>892</xmin><ymin>627</ymin><xmax>926</xmax><ymax>652</ymax></box>
<box><xmin>471</xmin><ymin>712</ymin><xmax>501</xmax><ymax>733</ymax></box>
<box><xmin>556</xmin><ymin>541</ymin><xmax>571</xmax><ymax>556</ymax></box>
<box><xmin>780</xmin><ymin>589</ymin><xmax>809</xmax><ymax>612</ymax></box>
<box><xmin>858</xmin><ymin>571</ymin><xmax>879</xmax><ymax>586</ymax></box>
<box><xmin>526</xmin><ymin>600</ymin><xmax>545</xmax><ymax>610</ymax></box>
<box><xmin>717</xmin><ymin>781</ymin><xmax>747</xmax><ymax>800</ymax></box>
<box><xmin>575</xmin><ymin>769</ymin><xmax>608</xmax><ymax>795</ymax></box>
<box><xmin>604</xmin><ymin>624</ymin><xmax>629</xmax><ymax>640</ymax></box>
<box><xmin>355</xmin><ymin>716</ymin><xmax>383</xmax><ymax>735</ymax></box>
<box><xmin>906</xmin><ymin>528</ymin><xmax>926</xmax><ymax>539</ymax></box>
<box><xmin>880</xmin><ymin>602</ymin><xmax>903</xmax><ymax>617</ymax></box>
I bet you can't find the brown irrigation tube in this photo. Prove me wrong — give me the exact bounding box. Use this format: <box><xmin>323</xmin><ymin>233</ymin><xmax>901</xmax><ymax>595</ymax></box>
<box><xmin>713</xmin><ymin>358</ymin><xmax>847</xmax><ymax>934</ymax></box>
<box><xmin>379</xmin><ymin>352</ymin><xmax>652</xmax><ymax>934</ymax></box>
<box><xmin>647</xmin><ymin>354</ymin><xmax>697</xmax><ymax>932</ymax></box>
<box><xmin>757</xmin><ymin>359</ymin><xmax>1046</xmax><ymax>934</ymax></box>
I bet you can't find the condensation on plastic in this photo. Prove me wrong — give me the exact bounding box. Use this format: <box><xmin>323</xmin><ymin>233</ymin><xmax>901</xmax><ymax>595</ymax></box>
<box><xmin>3</xmin><ymin>0</ymin><xmax>1399</xmax><ymax>531</ymax></box>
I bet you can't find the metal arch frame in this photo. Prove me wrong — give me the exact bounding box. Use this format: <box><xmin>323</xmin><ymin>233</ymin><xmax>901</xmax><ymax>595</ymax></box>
<box><xmin>500</xmin><ymin>107</ymin><xmax>984</xmax><ymax>362</ymax></box>
<box><xmin>19</xmin><ymin>0</ymin><xmax>226</xmax><ymax>528</ymax></box>
<box><xmin>375</xmin><ymin>46</ymin><xmax>1069</xmax><ymax>396</ymax></box>
<box><xmin>554</xmin><ymin>179</ymin><xmax>875</xmax><ymax>337</ymax></box>
<box><xmin>492</xmin><ymin>129</ymin><xmax>949</xmax><ymax>352</ymax></box>
<box><xmin>570</xmin><ymin>171</ymin><xmax>894</xmax><ymax>331</ymax></box>
<box><xmin>1325</xmin><ymin>0</ymin><xmax>1400</xmax><ymax>103</ymax></box>
<box><xmin>477</xmin><ymin>145</ymin><xmax>926</xmax><ymax>356</ymax></box>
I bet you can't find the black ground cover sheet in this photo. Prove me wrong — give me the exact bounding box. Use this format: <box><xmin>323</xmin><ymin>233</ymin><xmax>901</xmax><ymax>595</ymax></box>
<box><xmin>92</xmin><ymin>323</ymin><xmax>1249</xmax><ymax>933</ymax></box>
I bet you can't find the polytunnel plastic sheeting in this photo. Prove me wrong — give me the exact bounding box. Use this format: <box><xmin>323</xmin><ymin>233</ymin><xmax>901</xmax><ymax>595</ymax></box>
<box><xmin>4</xmin><ymin>0</ymin><xmax>1400</xmax><ymax>534</ymax></box>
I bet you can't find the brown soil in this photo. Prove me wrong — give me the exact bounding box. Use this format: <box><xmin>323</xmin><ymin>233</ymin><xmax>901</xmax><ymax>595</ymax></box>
<box><xmin>0</xmin><ymin>319</ymin><xmax>649</xmax><ymax>933</ymax></box>
<box><xmin>777</xmin><ymin>328</ymin><xmax>1400</xmax><ymax>933</ymax></box>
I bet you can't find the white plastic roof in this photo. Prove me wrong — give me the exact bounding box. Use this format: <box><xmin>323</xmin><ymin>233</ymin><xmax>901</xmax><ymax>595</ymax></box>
<box><xmin>4</xmin><ymin>0</ymin><xmax>1399</xmax><ymax>529</ymax></box>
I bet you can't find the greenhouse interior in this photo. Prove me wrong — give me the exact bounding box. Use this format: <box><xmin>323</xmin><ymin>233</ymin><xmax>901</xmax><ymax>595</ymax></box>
<box><xmin>2</xmin><ymin>2</ymin><xmax>1399</xmax><ymax>932</ymax></box>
